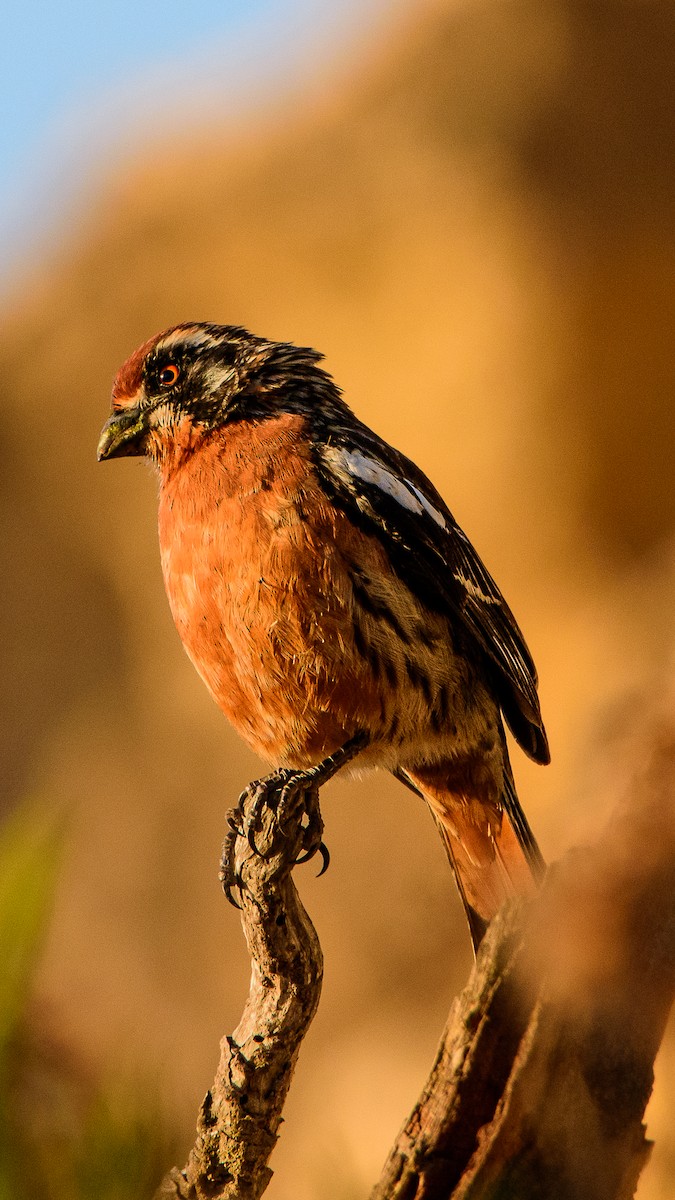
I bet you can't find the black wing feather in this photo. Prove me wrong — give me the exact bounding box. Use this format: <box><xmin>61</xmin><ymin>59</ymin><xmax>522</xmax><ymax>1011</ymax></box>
<box><xmin>313</xmin><ymin>418</ymin><xmax>550</xmax><ymax>764</ymax></box>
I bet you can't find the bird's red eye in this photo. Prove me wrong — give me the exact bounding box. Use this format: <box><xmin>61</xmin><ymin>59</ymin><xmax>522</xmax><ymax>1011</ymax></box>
<box><xmin>158</xmin><ymin>364</ymin><xmax>180</xmax><ymax>388</ymax></box>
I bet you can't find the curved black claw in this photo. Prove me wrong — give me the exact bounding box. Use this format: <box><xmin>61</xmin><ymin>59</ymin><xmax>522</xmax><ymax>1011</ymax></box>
<box><xmin>316</xmin><ymin>842</ymin><xmax>330</xmax><ymax>876</ymax></box>
<box><xmin>247</xmin><ymin>823</ymin><xmax>268</xmax><ymax>859</ymax></box>
<box><xmin>220</xmin><ymin>817</ymin><xmax>244</xmax><ymax>908</ymax></box>
<box><xmin>222</xmin><ymin>880</ymin><xmax>242</xmax><ymax>910</ymax></box>
<box><xmin>295</xmin><ymin>840</ymin><xmax>330</xmax><ymax>876</ymax></box>
<box><xmin>287</xmin><ymin>780</ymin><xmax>329</xmax><ymax>876</ymax></box>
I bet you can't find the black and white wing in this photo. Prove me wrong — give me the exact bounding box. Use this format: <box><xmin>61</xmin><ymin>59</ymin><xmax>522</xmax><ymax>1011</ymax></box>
<box><xmin>313</xmin><ymin>418</ymin><xmax>550</xmax><ymax>764</ymax></box>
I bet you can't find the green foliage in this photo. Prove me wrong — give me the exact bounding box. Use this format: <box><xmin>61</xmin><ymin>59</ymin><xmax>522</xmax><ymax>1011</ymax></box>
<box><xmin>0</xmin><ymin>798</ymin><xmax>62</xmax><ymax>1067</ymax></box>
<box><xmin>72</xmin><ymin>1094</ymin><xmax>178</xmax><ymax>1200</ymax></box>
<box><xmin>0</xmin><ymin>798</ymin><xmax>177</xmax><ymax>1200</ymax></box>
<box><xmin>0</xmin><ymin>797</ymin><xmax>63</xmax><ymax>1197</ymax></box>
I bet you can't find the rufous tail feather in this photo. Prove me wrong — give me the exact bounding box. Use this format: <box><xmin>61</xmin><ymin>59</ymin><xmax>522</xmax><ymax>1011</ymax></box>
<box><xmin>397</xmin><ymin>762</ymin><xmax>544</xmax><ymax>951</ymax></box>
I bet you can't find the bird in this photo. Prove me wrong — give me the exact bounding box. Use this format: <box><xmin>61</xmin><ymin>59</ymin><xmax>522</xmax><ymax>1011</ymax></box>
<box><xmin>98</xmin><ymin>322</ymin><xmax>549</xmax><ymax>948</ymax></box>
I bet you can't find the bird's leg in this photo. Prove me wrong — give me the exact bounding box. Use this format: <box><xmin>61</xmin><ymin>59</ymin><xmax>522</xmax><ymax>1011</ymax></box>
<box><xmin>220</xmin><ymin>731</ymin><xmax>368</xmax><ymax>908</ymax></box>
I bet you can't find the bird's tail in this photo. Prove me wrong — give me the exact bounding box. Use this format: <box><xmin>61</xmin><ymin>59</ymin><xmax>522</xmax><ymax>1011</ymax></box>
<box><xmin>400</xmin><ymin>759</ymin><xmax>544</xmax><ymax>951</ymax></box>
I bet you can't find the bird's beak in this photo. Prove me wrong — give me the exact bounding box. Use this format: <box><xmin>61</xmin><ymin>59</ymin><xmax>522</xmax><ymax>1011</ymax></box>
<box><xmin>97</xmin><ymin>407</ymin><xmax>147</xmax><ymax>461</ymax></box>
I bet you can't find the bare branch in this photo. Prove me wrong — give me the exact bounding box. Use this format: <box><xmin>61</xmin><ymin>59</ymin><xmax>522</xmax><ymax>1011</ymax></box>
<box><xmin>370</xmin><ymin>902</ymin><xmax>532</xmax><ymax>1200</ymax></box>
<box><xmin>372</xmin><ymin>728</ymin><xmax>675</xmax><ymax>1200</ymax></box>
<box><xmin>155</xmin><ymin>800</ymin><xmax>323</xmax><ymax>1200</ymax></box>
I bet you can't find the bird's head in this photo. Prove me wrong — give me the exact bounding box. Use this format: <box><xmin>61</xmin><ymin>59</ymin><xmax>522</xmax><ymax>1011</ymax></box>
<box><xmin>97</xmin><ymin>322</ymin><xmax>345</xmax><ymax>469</ymax></box>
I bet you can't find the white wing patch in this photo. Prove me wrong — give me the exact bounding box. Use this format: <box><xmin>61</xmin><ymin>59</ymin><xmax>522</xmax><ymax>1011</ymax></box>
<box><xmin>407</xmin><ymin>481</ymin><xmax>447</xmax><ymax>529</ymax></box>
<box><xmin>454</xmin><ymin>571</ymin><xmax>501</xmax><ymax>605</ymax></box>
<box><xmin>330</xmin><ymin>447</ymin><xmax>447</xmax><ymax>529</ymax></box>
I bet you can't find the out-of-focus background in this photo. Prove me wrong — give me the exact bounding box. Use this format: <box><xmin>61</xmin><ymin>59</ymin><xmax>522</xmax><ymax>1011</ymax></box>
<box><xmin>1</xmin><ymin>0</ymin><xmax>674</xmax><ymax>1196</ymax></box>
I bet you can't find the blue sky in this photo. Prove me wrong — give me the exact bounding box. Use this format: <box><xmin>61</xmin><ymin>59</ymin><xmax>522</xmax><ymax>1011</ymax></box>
<box><xmin>0</xmin><ymin>0</ymin><xmax>395</xmax><ymax>281</ymax></box>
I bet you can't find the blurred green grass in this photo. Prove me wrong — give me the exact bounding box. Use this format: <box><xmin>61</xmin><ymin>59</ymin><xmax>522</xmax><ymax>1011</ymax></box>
<box><xmin>0</xmin><ymin>799</ymin><xmax>177</xmax><ymax>1199</ymax></box>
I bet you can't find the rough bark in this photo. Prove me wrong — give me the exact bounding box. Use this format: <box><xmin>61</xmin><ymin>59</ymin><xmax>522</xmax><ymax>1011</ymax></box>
<box><xmin>369</xmin><ymin>903</ymin><xmax>533</xmax><ymax>1200</ymax></box>
<box><xmin>155</xmin><ymin>800</ymin><xmax>323</xmax><ymax>1200</ymax></box>
<box><xmin>373</xmin><ymin>728</ymin><xmax>675</xmax><ymax>1200</ymax></box>
<box><xmin>157</xmin><ymin>727</ymin><xmax>675</xmax><ymax>1200</ymax></box>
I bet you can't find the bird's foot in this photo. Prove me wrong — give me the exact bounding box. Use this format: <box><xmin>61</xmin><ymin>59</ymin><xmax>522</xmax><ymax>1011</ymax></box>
<box><xmin>219</xmin><ymin>768</ymin><xmax>327</xmax><ymax>908</ymax></box>
<box><xmin>219</xmin><ymin>732</ymin><xmax>368</xmax><ymax>908</ymax></box>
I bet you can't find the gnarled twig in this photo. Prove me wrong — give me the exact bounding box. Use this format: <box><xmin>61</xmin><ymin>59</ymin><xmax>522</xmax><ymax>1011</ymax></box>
<box><xmin>372</xmin><ymin>729</ymin><xmax>675</xmax><ymax>1200</ymax></box>
<box><xmin>155</xmin><ymin>799</ymin><xmax>323</xmax><ymax>1200</ymax></box>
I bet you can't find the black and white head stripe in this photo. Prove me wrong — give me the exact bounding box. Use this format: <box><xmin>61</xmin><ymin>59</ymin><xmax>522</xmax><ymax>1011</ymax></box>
<box><xmin>314</xmin><ymin>420</ymin><xmax>549</xmax><ymax>765</ymax></box>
